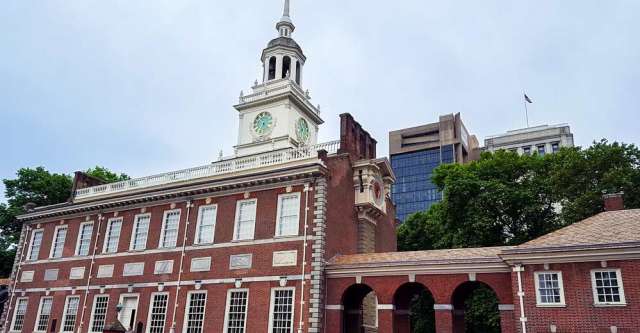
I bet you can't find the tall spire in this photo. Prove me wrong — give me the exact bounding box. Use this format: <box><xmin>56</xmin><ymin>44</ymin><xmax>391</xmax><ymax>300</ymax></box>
<box><xmin>276</xmin><ymin>0</ymin><xmax>295</xmax><ymax>37</ymax></box>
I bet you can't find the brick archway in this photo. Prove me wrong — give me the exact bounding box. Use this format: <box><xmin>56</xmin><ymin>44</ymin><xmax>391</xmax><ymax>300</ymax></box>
<box><xmin>342</xmin><ymin>283</ymin><xmax>378</xmax><ymax>333</ymax></box>
<box><xmin>450</xmin><ymin>281</ymin><xmax>501</xmax><ymax>333</ymax></box>
<box><xmin>392</xmin><ymin>282</ymin><xmax>435</xmax><ymax>333</ymax></box>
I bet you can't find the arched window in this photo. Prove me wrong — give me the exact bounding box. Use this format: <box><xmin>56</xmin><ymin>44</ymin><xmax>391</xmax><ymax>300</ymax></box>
<box><xmin>282</xmin><ymin>56</ymin><xmax>291</xmax><ymax>79</ymax></box>
<box><xmin>295</xmin><ymin>61</ymin><xmax>301</xmax><ymax>84</ymax></box>
<box><xmin>268</xmin><ymin>57</ymin><xmax>277</xmax><ymax>80</ymax></box>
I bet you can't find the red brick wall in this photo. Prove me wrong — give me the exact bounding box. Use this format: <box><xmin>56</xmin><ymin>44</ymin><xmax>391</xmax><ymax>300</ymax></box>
<box><xmin>324</xmin><ymin>154</ymin><xmax>359</xmax><ymax>259</ymax></box>
<box><xmin>515</xmin><ymin>260</ymin><xmax>640</xmax><ymax>332</ymax></box>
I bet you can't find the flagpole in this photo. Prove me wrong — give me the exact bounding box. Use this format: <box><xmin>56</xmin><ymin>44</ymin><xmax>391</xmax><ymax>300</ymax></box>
<box><xmin>523</xmin><ymin>90</ymin><xmax>530</xmax><ymax>128</ymax></box>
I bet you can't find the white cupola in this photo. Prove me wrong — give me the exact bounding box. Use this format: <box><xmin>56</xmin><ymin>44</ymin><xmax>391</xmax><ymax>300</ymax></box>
<box><xmin>233</xmin><ymin>0</ymin><xmax>323</xmax><ymax>157</ymax></box>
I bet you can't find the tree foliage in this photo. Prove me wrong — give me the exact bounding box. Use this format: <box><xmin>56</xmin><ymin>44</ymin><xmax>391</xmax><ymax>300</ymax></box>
<box><xmin>0</xmin><ymin>166</ymin><xmax>128</xmax><ymax>277</ymax></box>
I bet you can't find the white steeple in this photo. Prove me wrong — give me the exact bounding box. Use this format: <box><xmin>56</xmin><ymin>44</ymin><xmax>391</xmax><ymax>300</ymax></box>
<box><xmin>232</xmin><ymin>0</ymin><xmax>322</xmax><ymax>157</ymax></box>
<box><xmin>276</xmin><ymin>0</ymin><xmax>295</xmax><ymax>37</ymax></box>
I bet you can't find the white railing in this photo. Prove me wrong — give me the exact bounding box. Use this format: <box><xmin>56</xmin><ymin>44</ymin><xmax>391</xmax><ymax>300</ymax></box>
<box><xmin>238</xmin><ymin>78</ymin><xmax>320</xmax><ymax>115</ymax></box>
<box><xmin>74</xmin><ymin>141</ymin><xmax>340</xmax><ymax>200</ymax></box>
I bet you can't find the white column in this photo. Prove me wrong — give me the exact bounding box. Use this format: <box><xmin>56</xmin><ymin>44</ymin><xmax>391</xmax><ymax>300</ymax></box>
<box><xmin>290</xmin><ymin>57</ymin><xmax>297</xmax><ymax>83</ymax></box>
<box><xmin>276</xmin><ymin>55</ymin><xmax>283</xmax><ymax>80</ymax></box>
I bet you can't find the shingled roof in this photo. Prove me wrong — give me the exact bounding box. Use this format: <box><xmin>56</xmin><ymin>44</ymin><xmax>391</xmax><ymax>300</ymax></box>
<box><xmin>516</xmin><ymin>209</ymin><xmax>640</xmax><ymax>250</ymax></box>
<box><xmin>328</xmin><ymin>246</ymin><xmax>512</xmax><ymax>267</ymax></box>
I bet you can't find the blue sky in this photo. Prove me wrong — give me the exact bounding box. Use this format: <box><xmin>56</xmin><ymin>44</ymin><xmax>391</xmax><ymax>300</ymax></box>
<box><xmin>2</xmin><ymin>0</ymin><xmax>639</xmax><ymax>203</ymax></box>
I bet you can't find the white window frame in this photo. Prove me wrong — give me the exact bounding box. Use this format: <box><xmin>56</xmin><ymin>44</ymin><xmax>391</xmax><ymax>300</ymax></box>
<box><xmin>43</xmin><ymin>268</ymin><xmax>59</xmax><ymax>281</ymax></box>
<box><xmin>194</xmin><ymin>204</ymin><xmax>218</xmax><ymax>245</ymax></box>
<box><xmin>158</xmin><ymin>209</ymin><xmax>181</xmax><ymax>248</ymax></box>
<box><xmin>89</xmin><ymin>294</ymin><xmax>110</xmax><ymax>333</ymax></box>
<box><xmin>123</xmin><ymin>262</ymin><xmax>145</xmax><ymax>277</ymax></box>
<box><xmin>75</xmin><ymin>221</ymin><xmax>94</xmax><ymax>256</ymax></box>
<box><xmin>26</xmin><ymin>228</ymin><xmax>44</xmax><ymax>261</ymax></box>
<box><xmin>102</xmin><ymin>217</ymin><xmax>123</xmax><ymax>254</ymax></box>
<box><xmin>154</xmin><ymin>260</ymin><xmax>174</xmax><ymax>275</ymax></box>
<box><xmin>61</xmin><ymin>295</ymin><xmax>81</xmax><ymax>333</ymax></box>
<box><xmin>223</xmin><ymin>288</ymin><xmax>250</xmax><ymax>333</ymax></box>
<box><xmin>34</xmin><ymin>296</ymin><xmax>53</xmax><ymax>332</ymax></box>
<box><xmin>233</xmin><ymin>199</ymin><xmax>257</xmax><ymax>241</ymax></box>
<box><xmin>117</xmin><ymin>293</ymin><xmax>140</xmax><ymax>331</ymax></box>
<box><xmin>19</xmin><ymin>270</ymin><xmax>34</xmax><ymax>283</ymax></box>
<box><xmin>10</xmin><ymin>297</ymin><xmax>29</xmax><ymax>332</ymax></box>
<box><xmin>96</xmin><ymin>264</ymin><xmax>114</xmax><ymax>278</ymax></box>
<box><xmin>591</xmin><ymin>268</ymin><xmax>627</xmax><ymax>306</ymax></box>
<box><xmin>146</xmin><ymin>292</ymin><xmax>169</xmax><ymax>333</ymax></box>
<box><xmin>534</xmin><ymin>271</ymin><xmax>566</xmax><ymax>307</ymax></box>
<box><xmin>275</xmin><ymin>193</ymin><xmax>301</xmax><ymax>237</ymax></box>
<box><xmin>49</xmin><ymin>225</ymin><xmax>68</xmax><ymax>258</ymax></box>
<box><xmin>130</xmin><ymin>213</ymin><xmax>151</xmax><ymax>251</ymax></box>
<box><xmin>182</xmin><ymin>290</ymin><xmax>208</xmax><ymax>333</ymax></box>
<box><xmin>268</xmin><ymin>287</ymin><xmax>296</xmax><ymax>333</ymax></box>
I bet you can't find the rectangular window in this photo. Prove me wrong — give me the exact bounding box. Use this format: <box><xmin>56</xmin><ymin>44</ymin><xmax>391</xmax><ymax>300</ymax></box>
<box><xmin>50</xmin><ymin>225</ymin><xmax>67</xmax><ymax>258</ymax></box>
<box><xmin>224</xmin><ymin>289</ymin><xmax>249</xmax><ymax>333</ymax></box>
<box><xmin>195</xmin><ymin>205</ymin><xmax>217</xmax><ymax>244</ymax></box>
<box><xmin>62</xmin><ymin>296</ymin><xmax>80</xmax><ymax>332</ymax></box>
<box><xmin>10</xmin><ymin>298</ymin><xmax>28</xmax><ymax>331</ymax></box>
<box><xmin>20</xmin><ymin>271</ymin><xmax>34</xmax><ymax>283</ymax></box>
<box><xmin>537</xmin><ymin>145</ymin><xmax>546</xmax><ymax>156</ymax></box>
<box><xmin>147</xmin><ymin>293</ymin><xmax>169</xmax><ymax>333</ymax></box>
<box><xmin>44</xmin><ymin>269</ymin><xmax>59</xmax><ymax>281</ymax></box>
<box><xmin>269</xmin><ymin>288</ymin><xmax>295</xmax><ymax>333</ymax></box>
<box><xmin>90</xmin><ymin>295</ymin><xmax>109</xmax><ymax>333</ymax></box>
<box><xmin>123</xmin><ymin>262</ymin><xmax>145</xmax><ymax>276</ymax></box>
<box><xmin>28</xmin><ymin>229</ymin><xmax>44</xmax><ymax>261</ymax></box>
<box><xmin>35</xmin><ymin>297</ymin><xmax>53</xmax><ymax>332</ymax></box>
<box><xmin>591</xmin><ymin>269</ymin><xmax>626</xmax><ymax>305</ymax></box>
<box><xmin>522</xmin><ymin>146</ymin><xmax>531</xmax><ymax>155</ymax></box>
<box><xmin>534</xmin><ymin>272</ymin><xmax>565</xmax><ymax>306</ymax></box>
<box><xmin>103</xmin><ymin>218</ymin><xmax>122</xmax><ymax>253</ymax></box>
<box><xmin>154</xmin><ymin>260</ymin><xmax>174</xmax><ymax>275</ymax></box>
<box><xmin>76</xmin><ymin>222</ymin><xmax>94</xmax><ymax>256</ymax></box>
<box><xmin>131</xmin><ymin>214</ymin><xmax>150</xmax><ymax>251</ymax></box>
<box><xmin>70</xmin><ymin>267</ymin><xmax>85</xmax><ymax>280</ymax></box>
<box><xmin>234</xmin><ymin>200</ymin><xmax>256</xmax><ymax>241</ymax></box>
<box><xmin>159</xmin><ymin>210</ymin><xmax>181</xmax><ymax>248</ymax></box>
<box><xmin>276</xmin><ymin>194</ymin><xmax>300</xmax><ymax>237</ymax></box>
<box><xmin>551</xmin><ymin>142</ymin><xmax>560</xmax><ymax>153</ymax></box>
<box><xmin>184</xmin><ymin>291</ymin><xmax>207</xmax><ymax>333</ymax></box>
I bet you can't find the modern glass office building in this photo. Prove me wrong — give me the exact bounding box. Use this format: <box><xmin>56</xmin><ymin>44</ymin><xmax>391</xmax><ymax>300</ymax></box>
<box><xmin>389</xmin><ymin>113</ymin><xmax>478</xmax><ymax>222</ymax></box>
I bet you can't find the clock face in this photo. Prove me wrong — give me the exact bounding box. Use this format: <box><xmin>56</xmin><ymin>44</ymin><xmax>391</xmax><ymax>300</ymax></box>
<box><xmin>253</xmin><ymin>112</ymin><xmax>273</xmax><ymax>136</ymax></box>
<box><xmin>296</xmin><ymin>118</ymin><xmax>310</xmax><ymax>143</ymax></box>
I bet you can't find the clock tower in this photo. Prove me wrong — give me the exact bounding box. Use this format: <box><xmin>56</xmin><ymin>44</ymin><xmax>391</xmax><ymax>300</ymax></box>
<box><xmin>233</xmin><ymin>0</ymin><xmax>324</xmax><ymax>156</ymax></box>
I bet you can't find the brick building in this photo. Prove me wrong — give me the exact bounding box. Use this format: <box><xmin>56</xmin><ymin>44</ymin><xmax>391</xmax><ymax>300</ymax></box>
<box><xmin>3</xmin><ymin>2</ymin><xmax>640</xmax><ymax>333</ymax></box>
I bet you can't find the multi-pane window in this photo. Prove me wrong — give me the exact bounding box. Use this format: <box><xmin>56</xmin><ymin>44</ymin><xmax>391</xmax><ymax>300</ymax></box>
<box><xmin>28</xmin><ymin>229</ymin><xmax>44</xmax><ymax>261</ymax></box>
<box><xmin>103</xmin><ymin>218</ymin><xmax>122</xmax><ymax>253</ymax></box>
<box><xmin>62</xmin><ymin>296</ymin><xmax>80</xmax><ymax>332</ymax></box>
<box><xmin>11</xmin><ymin>298</ymin><xmax>28</xmax><ymax>331</ymax></box>
<box><xmin>592</xmin><ymin>269</ymin><xmax>626</xmax><ymax>305</ymax></box>
<box><xmin>184</xmin><ymin>291</ymin><xmax>207</xmax><ymax>333</ymax></box>
<box><xmin>76</xmin><ymin>222</ymin><xmax>94</xmax><ymax>256</ymax></box>
<box><xmin>196</xmin><ymin>205</ymin><xmax>217</xmax><ymax>244</ymax></box>
<box><xmin>35</xmin><ymin>297</ymin><xmax>53</xmax><ymax>332</ymax></box>
<box><xmin>148</xmin><ymin>293</ymin><xmax>169</xmax><ymax>333</ymax></box>
<box><xmin>225</xmin><ymin>289</ymin><xmax>249</xmax><ymax>333</ymax></box>
<box><xmin>534</xmin><ymin>272</ymin><xmax>565</xmax><ymax>306</ymax></box>
<box><xmin>90</xmin><ymin>295</ymin><xmax>109</xmax><ymax>332</ymax></box>
<box><xmin>269</xmin><ymin>288</ymin><xmax>295</xmax><ymax>333</ymax></box>
<box><xmin>234</xmin><ymin>200</ymin><xmax>256</xmax><ymax>241</ymax></box>
<box><xmin>160</xmin><ymin>210</ymin><xmax>181</xmax><ymax>248</ymax></box>
<box><xmin>131</xmin><ymin>214</ymin><xmax>150</xmax><ymax>251</ymax></box>
<box><xmin>276</xmin><ymin>194</ymin><xmax>300</xmax><ymax>237</ymax></box>
<box><xmin>50</xmin><ymin>226</ymin><xmax>67</xmax><ymax>258</ymax></box>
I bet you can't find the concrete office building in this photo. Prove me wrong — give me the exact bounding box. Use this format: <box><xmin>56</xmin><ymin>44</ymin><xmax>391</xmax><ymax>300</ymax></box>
<box><xmin>389</xmin><ymin>113</ymin><xmax>479</xmax><ymax>222</ymax></box>
<box><xmin>484</xmin><ymin>124</ymin><xmax>574</xmax><ymax>156</ymax></box>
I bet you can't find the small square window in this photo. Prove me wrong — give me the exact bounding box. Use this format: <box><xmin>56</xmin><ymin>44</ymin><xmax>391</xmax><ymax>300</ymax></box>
<box><xmin>534</xmin><ymin>271</ymin><xmax>565</xmax><ymax>306</ymax></box>
<box><xmin>591</xmin><ymin>269</ymin><xmax>626</xmax><ymax>306</ymax></box>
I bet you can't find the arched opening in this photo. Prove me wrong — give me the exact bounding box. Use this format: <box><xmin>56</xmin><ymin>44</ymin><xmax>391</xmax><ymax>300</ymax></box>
<box><xmin>393</xmin><ymin>282</ymin><xmax>435</xmax><ymax>333</ymax></box>
<box><xmin>295</xmin><ymin>61</ymin><xmax>301</xmax><ymax>84</ymax></box>
<box><xmin>342</xmin><ymin>284</ymin><xmax>378</xmax><ymax>333</ymax></box>
<box><xmin>268</xmin><ymin>56</ymin><xmax>276</xmax><ymax>80</ymax></box>
<box><xmin>282</xmin><ymin>56</ymin><xmax>291</xmax><ymax>79</ymax></box>
<box><xmin>451</xmin><ymin>282</ymin><xmax>501</xmax><ymax>333</ymax></box>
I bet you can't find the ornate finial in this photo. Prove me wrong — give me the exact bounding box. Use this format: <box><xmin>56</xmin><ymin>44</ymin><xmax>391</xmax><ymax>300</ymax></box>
<box><xmin>276</xmin><ymin>0</ymin><xmax>295</xmax><ymax>36</ymax></box>
<box><xmin>218</xmin><ymin>150</ymin><xmax>223</xmax><ymax>161</ymax></box>
<box><xmin>253</xmin><ymin>79</ymin><xmax>258</xmax><ymax>87</ymax></box>
<box><xmin>283</xmin><ymin>0</ymin><xmax>290</xmax><ymax>18</ymax></box>
<box><xmin>239</xmin><ymin>90</ymin><xmax>244</xmax><ymax>103</ymax></box>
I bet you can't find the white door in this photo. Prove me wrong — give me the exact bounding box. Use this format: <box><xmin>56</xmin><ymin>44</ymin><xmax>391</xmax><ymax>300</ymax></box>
<box><xmin>118</xmin><ymin>295</ymin><xmax>139</xmax><ymax>331</ymax></box>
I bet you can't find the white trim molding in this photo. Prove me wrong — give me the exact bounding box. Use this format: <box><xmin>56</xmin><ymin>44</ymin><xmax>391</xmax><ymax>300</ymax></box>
<box><xmin>534</xmin><ymin>271</ymin><xmax>566</xmax><ymax>307</ymax></box>
<box><xmin>590</xmin><ymin>268</ymin><xmax>627</xmax><ymax>306</ymax></box>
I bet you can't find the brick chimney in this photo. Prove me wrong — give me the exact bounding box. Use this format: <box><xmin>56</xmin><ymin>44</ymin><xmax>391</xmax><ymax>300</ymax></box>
<box><xmin>603</xmin><ymin>192</ymin><xmax>624</xmax><ymax>211</ymax></box>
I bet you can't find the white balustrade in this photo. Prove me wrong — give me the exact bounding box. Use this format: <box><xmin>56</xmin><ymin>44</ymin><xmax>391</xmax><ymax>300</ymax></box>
<box><xmin>74</xmin><ymin>141</ymin><xmax>340</xmax><ymax>200</ymax></box>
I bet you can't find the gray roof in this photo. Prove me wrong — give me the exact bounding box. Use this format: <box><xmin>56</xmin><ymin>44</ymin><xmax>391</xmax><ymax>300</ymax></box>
<box><xmin>264</xmin><ymin>37</ymin><xmax>305</xmax><ymax>60</ymax></box>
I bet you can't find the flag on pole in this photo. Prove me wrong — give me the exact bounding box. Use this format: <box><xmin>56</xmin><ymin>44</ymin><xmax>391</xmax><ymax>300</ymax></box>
<box><xmin>524</xmin><ymin>93</ymin><xmax>533</xmax><ymax>103</ymax></box>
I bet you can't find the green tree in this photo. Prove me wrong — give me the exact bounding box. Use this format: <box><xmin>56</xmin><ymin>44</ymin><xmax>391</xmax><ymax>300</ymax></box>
<box><xmin>0</xmin><ymin>166</ymin><xmax>128</xmax><ymax>277</ymax></box>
